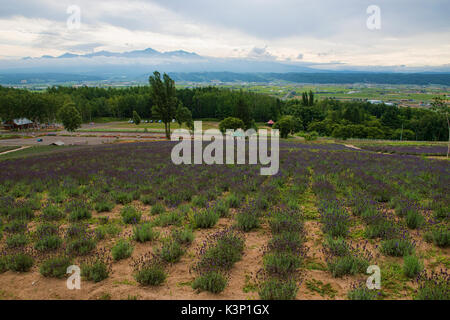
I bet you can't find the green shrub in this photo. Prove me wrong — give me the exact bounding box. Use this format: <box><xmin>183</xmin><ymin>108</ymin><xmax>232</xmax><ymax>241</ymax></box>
<box><xmin>65</xmin><ymin>223</ymin><xmax>89</xmax><ymax>239</ymax></box>
<box><xmin>171</xmin><ymin>228</ymin><xmax>194</xmax><ymax>245</ymax></box>
<box><xmin>6</xmin><ymin>233</ymin><xmax>28</xmax><ymax>248</ymax></box>
<box><xmin>35</xmin><ymin>235</ymin><xmax>62</xmax><ymax>252</ymax></box>
<box><xmin>214</xmin><ymin>200</ymin><xmax>229</xmax><ymax>218</ymax></box>
<box><xmin>177</xmin><ymin>204</ymin><xmax>191</xmax><ymax>215</ymax></box>
<box><xmin>49</xmin><ymin>190</ymin><xmax>67</xmax><ymax>203</ymax></box>
<box><xmin>263</xmin><ymin>252</ymin><xmax>301</xmax><ymax>277</ymax></box>
<box><xmin>158</xmin><ymin>241</ymin><xmax>184</xmax><ymax>263</ymax></box>
<box><xmin>7</xmin><ymin>253</ymin><xmax>34</xmax><ymax>272</ymax></box>
<box><xmin>98</xmin><ymin>216</ymin><xmax>110</xmax><ymax>225</ymax></box>
<box><xmin>120</xmin><ymin>206</ymin><xmax>141</xmax><ymax>224</ymax></box>
<box><xmin>433</xmin><ymin>205</ymin><xmax>449</xmax><ymax>220</ymax></box>
<box><xmin>361</xmin><ymin>207</ymin><xmax>381</xmax><ymax>223</ymax></box>
<box><xmin>0</xmin><ymin>256</ymin><xmax>8</xmax><ymax>273</ymax></box>
<box><xmin>111</xmin><ymin>239</ymin><xmax>133</xmax><ymax>261</ymax></box>
<box><xmin>22</xmin><ymin>191</ymin><xmax>37</xmax><ymax>203</ymax></box>
<box><xmin>150</xmin><ymin>203</ymin><xmax>165</xmax><ymax>215</ymax></box>
<box><xmin>94</xmin><ymin>227</ymin><xmax>107</xmax><ymax>240</ymax></box>
<box><xmin>320</xmin><ymin>205</ymin><xmax>350</xmax><ymax>238</ymax></box>
<box><xmin>225</xmin><ymin>193</ymin><xmax>242</xmax><ymax>208</ymax></box>
<box><xmin>258</xmin><ymin>278</ymin><xmax>298</xmax><ymax>300</ymax></box>
<box><xmin>40</xmin><ymin>256</ymin><xmax>72</xmax><ymax>278</ymax></box>
<box><xmin>424</xmin><ymin>225</ymin><xmax>449</xmax><ymax>247</ymax></box>
<box><xmin>406</xmin><ymin>210</ymin><xmax>424</xmax><ymax>229</ymax></box>
<box><xmin>66</xmin><ymin>238</ymin><xmax>96</xmax><ymax>256</ymax></box>
<box><xmin>4</xmin><ymin>220</ymin><xmax>27</xmax><ymax>233</ymax></box>
<box><xmin>193</xmin><ymin>209</ymin><xmax>219</xmax><ymax>229</ymax></box>
<box><xmin>268</xmin><ymin>232</ymin><xmax>304</xmax><ymax>253</ymax></box>
<box><xmin>81</xmin><ymin>260</ymin><xmax>110</xmax><ymax>282</ymax></box>
<box><xmin>195</xmin><ymin>230</ymin><xmax>245</xmax><ymax>273</ymax></box>
<box><xmin>11</xmin><ymin>183</ymin><xmax>29</xmax><ymax>198</ymax></box>
<box><xmin>373</xmin><ymin>188</ymin><xmax>391</xmax><ymax>203</ymax></box>
<box><xmin>42</xmin><ymin>205</ymin><xmax>65</xmax><ymax>221</ymax></box>
<box><xmin>347</xmin><ymin>284</ymin><xmax>377</xmax><ymax>300</ymax></box>
<box><xmin>133</xmin><ymin>223</ymin><xmax>158</xmax><ymax>243</ymax></box>
<box><xmin>219</xmin><ymin>117</ymin><xmax>245</xmax><ymax>134</ymax></box>
<box><xmin>380</xmin><ymin>238</ymin><xmax>415</xmax><ymax>257</ymax></box>
<box><xmin>96</xmin><ymin>223</ymin><xmax>121</xmax><ymax>239</ymax></box>
<box><xmin>113</xmin><ymin>191</ymin><xmax>133</xmax><ymax>205</ymax></box>
<box><xmin>365</xmin><ymin>220</ymin><xmax>399</xmax><ymax>240</ymax></box>
<box><xmin>192</xmin><ymin>272</ymin><xmax>227</xmax><ymax>294</ymax></box>
<box><xmin>68</xmin><ymin>207</ymin><xmax>92</xmax><ymax>222</ymax></box>
<box><xmin>415</xmin><ymin>271</ymin><xmax>449</xmax><ymax>300</ymax></box>
<box><xmin>236</xmin><ymin>211</ymin><xmax>260</xmax><ymax>232</ymax></box>
<box><xmin>255</xmin><ymin>196</ymin><xmax>269</xmax><ymax>211</ymax></box>
<box><xmin>154</xmin><ymin>211</ymin><xmax>183</xmax><ymax>227</ymax></box>
<box><xmin>327</xmin><ymin>255</ymin><xmax>370</xmax><ymax>278</ymax></box>
<box><xmin>403</xmin><ymin>255</ymin><xmax>423</xmax><ymax>278</ymax></box>
<box><xmin>9</xmin><ymin>203</ymin><xmax>34</xmax><ymax>220</ymax></box>
<box><xmin>269</xmin><ymin>212</ymin><xmax>303</xmax><ymax>234</ymax></box>
<box><xmin>36</xmin><ymin>223</ymin><xmax>58</xmax><ymax>237</ymax></box>
<box><xmin>134</xmin><ymin>259</ymin><xmax>167</xmax><ymax>286</ymax></box>
<box><xmin>192</xmin><ymin>195</ymin><xmax>208</xmax><ymax>208</ymax></box>
<box><xmin>141</xmin><ymin>194</ymin><xmax>156</xmax><ymax>206</ymax></box>
<box><xmin>94</xmin><ymin>201</ymin><xmax>114</xmax><ymax>213</ymax></box>
<box><xmin>394</xmin><ymin>202</ymin><xmax>413</xmax><ymax>218</ymax></box>
<box><xmin>324</xmin><ymin>237</ymin><xmax>350</xmax><ymax>257</ymax></box>
<box><xmin>287</xmin><ymin>199</ymin><xmax>300</xmax><ymax>211</ymax></box>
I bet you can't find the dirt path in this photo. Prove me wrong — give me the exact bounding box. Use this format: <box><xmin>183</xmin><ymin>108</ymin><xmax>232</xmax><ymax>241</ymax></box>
<box><xmin>343</xmin><ymin>144</ymin><xmax>362</xmax><ymax>150</ymax></box>
<box><xmin>0</xmin><ymin>146</ymin><xmax>30</xmax><ymax>155</ymax></box>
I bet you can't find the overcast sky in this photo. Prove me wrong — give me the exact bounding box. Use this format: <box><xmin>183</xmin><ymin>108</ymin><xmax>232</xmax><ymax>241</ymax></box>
<box><xmin>1</xmin><ymin>0</ymin><xmax>449</xmax><ymax>66</ymax></box>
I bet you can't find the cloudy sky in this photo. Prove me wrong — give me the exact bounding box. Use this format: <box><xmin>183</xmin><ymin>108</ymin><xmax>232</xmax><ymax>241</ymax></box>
<box><xmin>1</xmin><ymin>0</ymin><xmax>449</xmax><ymax>67</ymax></box>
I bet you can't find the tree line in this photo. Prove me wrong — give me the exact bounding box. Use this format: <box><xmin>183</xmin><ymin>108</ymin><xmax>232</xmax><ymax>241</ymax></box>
<box><xmin>280</xmin><ymin>97</ymin><xmax>448</xmax><ymax>141</ymax></box>
<box><xmin>0</xmin><ymin>72</ymin><xmax>448</xmax><ymax>142</ymax></box>
<box><xmin>0</xmin><ymin>83</ymin><xmax>280</xmax><ymax>124</ymax></box>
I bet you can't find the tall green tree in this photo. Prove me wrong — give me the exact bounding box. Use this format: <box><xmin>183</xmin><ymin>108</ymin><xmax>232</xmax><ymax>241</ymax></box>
<box><xmin>57</xmin><ymin>102</ymin><xmax>82</xmax><ymax>132</ymax></box>
<box><xmin>274</xmin><ymin>116</ymin><xmax>296</xmax><ymax>139</ymax></box>
<box><xmin>219</xmin><ymin>117</ymin><xmax>245</xmax><ymax>134</ymax></box>
<box><xmin>431</xmin><ymin>96</ymin><xmax>450</xmax><ymax>157</ymax></box>
<box><xmin>149</xmin><ymin>71</ymin><xmax>178</xmax><ymax>139</ymax></box>
<box><xmin>132</xmin><ymin>110</ymin><xmax>141</xmax><ymax>125</ymax></box>
<box><xmin>302</xmin><ymin>92</ymin><xmax>308</xmax><ymax>106</ymax></box>
<box><xmin>234</xmin><ymin>96</ymin><xmax>253</xmax><ymax>130</ymax></box>
<box><xmin>175</xmin><ymin>103</ymin><xmax>193</xmax><ymax>129</ymax></box>
<box><xmin>308</xmin><ymin>90</ymin><xmax>315</xmax><ymax>106</ymax></box>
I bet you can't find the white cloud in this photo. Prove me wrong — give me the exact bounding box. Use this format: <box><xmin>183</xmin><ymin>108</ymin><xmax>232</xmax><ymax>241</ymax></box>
<box><xmin>0</xmin><ymin>0</ymin><xmax>449</xmax><ymax>67</ymax></box>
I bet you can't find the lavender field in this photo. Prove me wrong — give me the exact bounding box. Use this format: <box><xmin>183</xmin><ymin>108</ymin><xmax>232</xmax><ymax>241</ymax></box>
<box><xmin>0</xmin><ymin>141</ymin><xmax>448</xmax><ymax>300</ymax></box>
<box><xmin>357</xmin><ymin>144</ymin><xmax>448</xmax><ymax>156</ymax></box>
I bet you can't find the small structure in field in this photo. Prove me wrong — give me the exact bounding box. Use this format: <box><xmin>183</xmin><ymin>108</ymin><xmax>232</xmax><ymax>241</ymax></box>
<box><xmin>3</xmin><ymin>118</ymin><xmax>34</xmax><ymax>130</ymax></box>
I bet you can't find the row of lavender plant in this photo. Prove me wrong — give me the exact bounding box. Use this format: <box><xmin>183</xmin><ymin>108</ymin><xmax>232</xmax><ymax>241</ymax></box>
<box><xmin>256</xmin><ymin>170</ymin><xmax>308</xmax><ymax>300</ymax></box>
<box><xmin>311</xmin><ymin>174</ymin><xmax>374</xmax><ymax>284</ymax></box>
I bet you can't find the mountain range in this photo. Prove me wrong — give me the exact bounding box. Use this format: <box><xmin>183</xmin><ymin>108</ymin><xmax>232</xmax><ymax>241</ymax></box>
<box><xmin>1</xmin><ymin>48</ymin><xmax>450</xmax><ymax>85</ymax></box>
<box><xmin>23</xmin><ymin>48</ymin><xmax>201</xmax><ymax>60</ymax></box>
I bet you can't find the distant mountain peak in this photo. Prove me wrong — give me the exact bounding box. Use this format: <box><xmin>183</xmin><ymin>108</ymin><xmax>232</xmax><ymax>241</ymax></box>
<box><xmin>36</xmin><ymin>48</ymin><xmax>202</xmax><ymax>60</ymax></box>
<box><xmin>57</xmin><ymin>53</ymin><xmax>80</xmax><ymax>59</ymax></box>
<box><xmin>164</xmin><ymin>50</ymin><xmax>199</xmax><ymax>57</ymax></box>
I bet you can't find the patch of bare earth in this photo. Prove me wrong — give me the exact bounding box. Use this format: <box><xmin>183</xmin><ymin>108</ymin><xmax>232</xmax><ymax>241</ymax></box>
<box><xmin>0</xmin><ymin>209</ymin><xmax>272</xmax><ymax>300</ymax></box>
